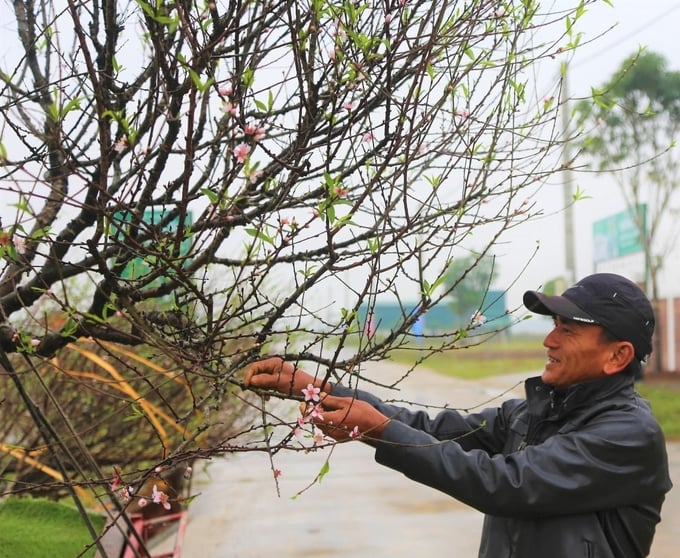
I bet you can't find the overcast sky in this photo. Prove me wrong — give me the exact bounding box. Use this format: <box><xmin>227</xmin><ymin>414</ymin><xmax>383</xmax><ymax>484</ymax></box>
<box><xmin>501</xmin><ymin>0</ymin><xmax>680</xmax><ymax>313</ymax></box>
<box><xmin>1</xmin><ymin>1</ymin><xmax>677</xmax><ymax>326</ymax></box>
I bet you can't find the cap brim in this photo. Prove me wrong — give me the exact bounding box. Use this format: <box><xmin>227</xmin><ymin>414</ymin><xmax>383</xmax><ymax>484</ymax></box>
<box><xmin>523</xmin><ymin>291</ymin><xmax>597</xmax><ymax>323</ymax></box>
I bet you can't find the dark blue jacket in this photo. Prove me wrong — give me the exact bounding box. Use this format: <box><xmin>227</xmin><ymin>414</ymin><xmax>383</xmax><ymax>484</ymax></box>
<box><xmin>332</xmin><ymin>372</ymin><xmax>671</xmax><ymax>557</ymax></box>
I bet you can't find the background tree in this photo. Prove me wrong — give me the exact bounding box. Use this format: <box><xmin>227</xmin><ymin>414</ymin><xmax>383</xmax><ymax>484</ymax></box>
<box><xmin>443</xmin><ymin>252</ymin><xmax>498</xmax><ymax>329</ymax></box>
<box><xmin>575</xmin><ymin>50</ymin><xmax>680</xmax><ymax>372</ymax></box>
<box><xmin>0</xmin><ymin>0</ymin><xmax>597</xmax><ymax>549</ymax></box>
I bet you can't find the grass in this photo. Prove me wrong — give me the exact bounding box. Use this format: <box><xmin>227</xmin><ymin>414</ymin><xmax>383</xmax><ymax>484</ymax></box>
<box><xmin>636</xmin><ymin>382</ymin><xmax>680</xmax><ymax>439</ymax></box>
<box><xmin>389</xmin><ymin>336</ymin><xmax>680</xmax><ymax>439</ymax></box>
<box><xmin>0</xmin><ymin>498</ymin><xmax>105</xmax><ymax>558</ymax></box>
<box><xmin>390</xmin><ymin>335</ymin><xmax>547</xmax><ymax>380</ymax></box>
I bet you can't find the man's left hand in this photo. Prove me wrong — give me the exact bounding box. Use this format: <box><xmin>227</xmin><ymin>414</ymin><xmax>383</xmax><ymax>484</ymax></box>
<box><xmin>311</xmin><ymin>394</ymin><xmax>390</xmax><ymax>442</ymax></box>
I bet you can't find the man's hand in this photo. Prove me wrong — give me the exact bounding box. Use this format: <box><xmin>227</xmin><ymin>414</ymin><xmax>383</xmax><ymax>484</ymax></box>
<box><xmin>243</xmin><ymin>357</ymin><xmax>329</xmax><ymax>398</ymax></box>
<box><xmin>312</xmin><ymin>394</ymin><xmax>390</xmax><ymax>442</ymax></box>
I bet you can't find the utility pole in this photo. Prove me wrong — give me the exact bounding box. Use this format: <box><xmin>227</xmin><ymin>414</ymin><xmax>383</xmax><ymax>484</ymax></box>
<box><xmin>561</xmin><ymin>63</ymin><xmax>576</xmax><ymax>285</ymax></box>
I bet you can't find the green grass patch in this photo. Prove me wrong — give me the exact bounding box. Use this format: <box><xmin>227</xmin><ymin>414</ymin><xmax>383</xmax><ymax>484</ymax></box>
<box><xmin>636</xmin><ymin>381</ymin><xmax>680</xmax><ymax>440</ymax></box>
<box><xmin>390</xmin><ymin>336</ymin><xmax>547</xmax><ymax>380</ymax></box>
<box><xmin>0</xmin><ymin>498</ymin><xmax>105</xmax><ymax>558</ymax></box>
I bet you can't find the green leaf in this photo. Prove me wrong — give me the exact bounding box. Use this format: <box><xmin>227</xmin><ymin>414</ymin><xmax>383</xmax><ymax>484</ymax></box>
<box><xmin>242</xmin><ymin>67</ymin><xmax>254</xmax><ymax>88</ymax></box>
<box><xmin>245</xmin><ymin>227</ymin><xmax>275</xmax><ymax>246</ymax></box>
<box><xmin>188</xmin><ymin>68</ymin><xmax>214</xmax><ymax>93</ymax></box>
<box><xmin>572</xmin><ymin>185</ymin><xmax>591</xmax><ymax>201</ymax></box>
<box><xmin>426</xmin><ymin>63</ymin><xmax>435</xmax><ymax>80</ymax></box>
<box><xmin>62</xmin><ymin>97</ymin><xmax>82</xmax><ymax>116</ymax></box>
<box><xmin>201</xmin><ymin>188</ymin><xmax>219</xmax><ymax>204</ymax></box>
<box><xmin>318</xmin><ymin>460</ymin><xmax>330</xmax><ymax>482</ymax></box>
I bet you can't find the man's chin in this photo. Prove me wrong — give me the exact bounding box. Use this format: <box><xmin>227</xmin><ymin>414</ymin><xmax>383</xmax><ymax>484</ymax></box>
<box><xmin>541</xmin><ymin>369</ymin><xmax>557</xmax><ymax>385</ymax></box>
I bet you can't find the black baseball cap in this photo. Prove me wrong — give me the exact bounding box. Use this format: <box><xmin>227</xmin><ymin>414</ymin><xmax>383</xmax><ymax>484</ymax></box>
<box><xmin>523</xmin><ymin>273</ymin><xmax>655</xmax><ymax>361</ymax></box>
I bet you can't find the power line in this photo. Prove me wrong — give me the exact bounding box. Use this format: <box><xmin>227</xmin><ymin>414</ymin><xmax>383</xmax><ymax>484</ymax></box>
<box><xmin>574</xmin><ymin>4</ymin><xmax>680</xmax><ymax>67</ymax></box>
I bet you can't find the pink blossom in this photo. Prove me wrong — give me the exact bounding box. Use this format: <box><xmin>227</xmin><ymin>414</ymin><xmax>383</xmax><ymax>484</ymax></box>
<box><xmin>343</xmin><ymin>102</ymin><xmax>355</xmax><ymax>111</ymax></box>
<box><xmin>30</xmin><ymin>338</ymin><xmax>40</xmax><ymax>347</ymax></box>
<box><xmin>113</xmin><ymin>136</ymin><xmax>129</xmax><ymax>153</ymax></box>
<box><xmin>349</xmin><ymin>425</ymin><xmax>360</xmax><ymax>439</ymax></box>
<box><xmin>302</xmin><ymin>383</ymin><xmax>321</xmax><ymax>402</ymax></box>
<box><xmin>362</xmin><ymin>132</ymin><xmax>374</xmax><ymax>142</ymax></box>
<box><xmin>222</xmin><ymin>101</ymin><xmax>238</xmax><ymax>116</ymax></box>
<box><xmin>120</xmin><ymin>487</ymin><xmax>131</xmax><ymax>503</ymax></box>
<box><xmin>294</xmin><ymin>415</ymin><xmax>307</xmax><ymax>437</ymax></box>
<box><xmin>309</xmin><ymin>404</ymin><xmax>324</xmax><ymax>420</ymax></box>
<box><xmin>110</xmin><ymin>471</ymin><xmax>122</xmax><ymax>491</ymax></box>
<box><xmin>366</xmin><ymin>316</ymin><xmax>376</xmax><ymax>338</ymax></box>
<box><xmin>385</xmin><ymin>13</ymin><xmax>393</xmax><ymax>23</ymax></box>
<box><xmin>219</xmin><ymin>84</ymin><xmax>233</xmax><ymax>97</ymax></box>
<box><xmin>244</xmin><ymin>123</ymin><xmax>266</xmax><ymax>141</ymax></box>
<box><xmin>333</xmin><ymin>24</ymin><xmax>346</xmax><ymax>41</ymax></box>
<box><xmin>245</xmin><ymin>167</ymin><xmax>263</xmax><ymax>183</ymax></box>
<box><xmin>313</xmin><ymin>431</ymin><xmax>325</xmax><ymax>445</ymax></box>
<box><xmin>551</xmin><ymin>46</ymin><xmax>565</xmax><ymax>59</ymax></box>
<box><xmin>151</xmin><ymin>484</ymin><xmax>171</xmax><ymax>511</ymax></box>
<box><xmin>470</xmin><ymin>311</ymin><xmax>487</xmax><ymax>327</ymax></box>
<box><xmin>137</xmin><ymin>497</ymin><xmax>148</xmax><ymax>508</ymax></box>
<box><xmin>273</xmin><ymin>469</ymin><xmax>282</xmax><ymax>479</ymax></box>
<box><xmin>233</xmin><ymin>143</ymin><xmax>250</xmax><ymax>163</ymax></box>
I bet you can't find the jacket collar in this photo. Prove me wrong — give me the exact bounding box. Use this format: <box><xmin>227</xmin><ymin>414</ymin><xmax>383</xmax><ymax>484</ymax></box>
<box><xmin>524</xmin><ymin>372</ymin><xmax>635</xmax><ymax>418</ymax></box>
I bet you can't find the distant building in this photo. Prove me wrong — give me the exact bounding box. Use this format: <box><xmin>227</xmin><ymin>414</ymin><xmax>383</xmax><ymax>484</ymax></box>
<box><xmin>359</xmin><ymin>290</ymin><xmax>511</xmax><ymax>337</ymax></box>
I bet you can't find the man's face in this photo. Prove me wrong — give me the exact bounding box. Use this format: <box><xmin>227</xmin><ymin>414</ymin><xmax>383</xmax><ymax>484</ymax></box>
<box><xmin>541</xmin><ymin>316</ymin><xmax>618</xmax><ymax>387</ymax></box>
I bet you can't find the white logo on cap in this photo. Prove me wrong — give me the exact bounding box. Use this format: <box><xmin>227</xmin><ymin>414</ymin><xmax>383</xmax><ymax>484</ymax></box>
<box><xmin>572</xmin><ymin>316</ymin><xmax>597</xmax><ymax>323</ymax></box>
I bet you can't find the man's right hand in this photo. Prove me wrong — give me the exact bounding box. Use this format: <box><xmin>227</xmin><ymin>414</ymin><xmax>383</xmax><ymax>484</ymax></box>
<box><xmin>243</xmin><ymin>357</ymin><xmax>330</xmax><ymax>398</ymax></box>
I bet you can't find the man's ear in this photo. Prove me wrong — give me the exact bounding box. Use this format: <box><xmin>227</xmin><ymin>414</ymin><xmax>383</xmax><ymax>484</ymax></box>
<box><xmin>603</xmin><ymin>342</ymin><xmax>635</xmax><ymax>375</ymax></box>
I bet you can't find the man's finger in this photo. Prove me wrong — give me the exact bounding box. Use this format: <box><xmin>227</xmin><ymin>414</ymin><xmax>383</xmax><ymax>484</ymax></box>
<box><xmin>243</xmin><ymin>363</ymin><xmax>267</xmax><ymax>387</ymax></box>
<box><xmin>318</xmin><ymin>393</ymin><xmax>351</xmax><ymax>411</ymax></box>
<box><xmin>243</xmin><ymin>357</ymin><xmax>284</xmax><ymax>387</ymax></box>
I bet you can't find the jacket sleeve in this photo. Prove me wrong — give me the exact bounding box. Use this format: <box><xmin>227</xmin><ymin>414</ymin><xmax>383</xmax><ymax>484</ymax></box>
<box><xmin>370</xmin><ymin>402</ymin><xmax>669</xmax><ymax>518</ymax></box>
<box><xmin>330</xmin><ymin>384</ymin><xmax>513</xmax><ymax>458</ymax></box>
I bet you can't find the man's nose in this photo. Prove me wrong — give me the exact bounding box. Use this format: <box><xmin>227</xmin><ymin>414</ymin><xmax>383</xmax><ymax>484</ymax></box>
<box><xmin>543</xmin><ymin>328</ymin><xmax>559</xmax><ymax>348</ymax></box>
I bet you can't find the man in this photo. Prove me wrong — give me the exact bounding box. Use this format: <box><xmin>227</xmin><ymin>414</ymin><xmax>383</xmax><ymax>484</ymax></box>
<box><xmin>244</xmin><ymin>273</ymin><xmax>672</xmax><ymax>557</ymax></box>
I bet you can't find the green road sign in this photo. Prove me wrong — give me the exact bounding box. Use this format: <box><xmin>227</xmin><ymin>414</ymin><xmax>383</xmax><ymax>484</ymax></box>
<box><xmin>593</xmin><ymin>205</ymin><xmax>646</xmax><ymax>263</ymax></box>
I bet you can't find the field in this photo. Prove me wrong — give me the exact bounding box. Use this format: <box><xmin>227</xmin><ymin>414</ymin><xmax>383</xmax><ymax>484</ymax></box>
<box><xmin>390</xmin><ymin>335</ymin><xmax>547</xmax><ymax>379</ymax></box>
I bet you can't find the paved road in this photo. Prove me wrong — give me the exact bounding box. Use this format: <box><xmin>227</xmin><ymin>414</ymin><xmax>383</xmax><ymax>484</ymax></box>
<box><xmin>173</xmin><ymin>362</ymin><xmax>679</xmax><ymax>557</ymax></box>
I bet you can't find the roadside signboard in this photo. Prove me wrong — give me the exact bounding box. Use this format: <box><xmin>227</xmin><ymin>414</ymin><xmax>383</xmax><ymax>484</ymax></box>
<box><xmin>592</xmin><ymin>205</ymin><xmax>646</xmax><ymax>283</ymax></box>
<box><xmin>593</xmin><ymin>204</ymin><xmax>646</xmax><ymax>263</ymax></box>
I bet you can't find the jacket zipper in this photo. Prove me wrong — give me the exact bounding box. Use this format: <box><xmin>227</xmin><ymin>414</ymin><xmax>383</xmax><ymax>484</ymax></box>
<box><xmin>518</xmin><ymin>390</ymin><xmax>556</xmax><ymax>451</ymax></box>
